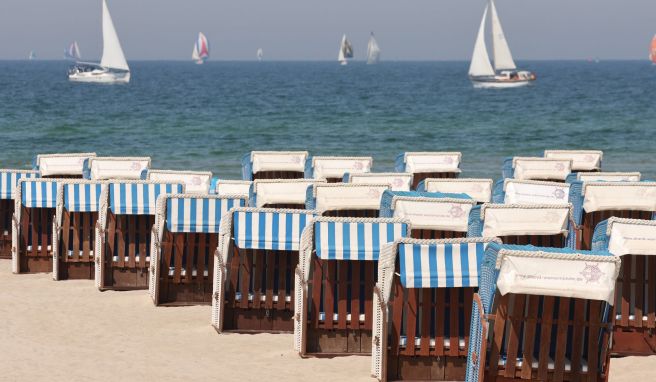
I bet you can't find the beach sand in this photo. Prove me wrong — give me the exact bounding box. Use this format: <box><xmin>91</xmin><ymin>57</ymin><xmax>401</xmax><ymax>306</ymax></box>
<box><xmin>0</xmin><ymin>259</ymin><xmax>654</xmax><ymax>381</ymax></box>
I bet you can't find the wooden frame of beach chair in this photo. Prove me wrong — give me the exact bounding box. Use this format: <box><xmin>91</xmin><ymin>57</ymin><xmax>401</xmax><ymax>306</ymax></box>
<box><xmin>465</xmin><ymin>243</ymin><xmax>620</xmax><ymax>382</ymax></box>
<box><xmin>12</xmin><ymin>179</ymin><xmax>59</xmax><ymax>274</ymax></box>
<box><xmin>83</xmin><ymin>156</ymin><xmax>151</xmax><ymax>180</ymax></box>
<box><xmin>33</xmin><ymin>153</ymin><xmax>96</xmax><ymax>179</ymax></box>
<box><xmin>52</xmin><ymin>180</ymin><xmax>107</xmax><ymax>281</ymax></box>
<box><xmin>544</xmin><ymin>150</ymin><xmax>603</xmax><ymax>173</ymax></box>
<box><xmin>212</xmin><ymin>207</ymin><xmax>315</xmax><ymax>332</ymax></box>
<box><xmin>570</xmin><ymin>181</ymin><xmax>656</xmax><ymax>250</ymax></box>
<box><xmin>569</xmin><ymin>172</ymin><xmax>641</xmax><ymax>183</ymax></box>
<box><xmin>496</xmin><ymin>179</ymin><xmax>571</xmax><ymax>205</ymax></box>
<box><xmin>241</xmin><ymin>151</ymin><xmax>309</xmax><ymax>181</ymax></box>
<box><xmin>211</xmin><ymin>179</ymin><xmax>252</xmax><ymax>198</ymax></box>
<box><xmin>418</xmin><ymin>178</ymin><xmax>493</xmax><ymax>205</ymax></box>
<box><xmin>146</xmin><ymin>169</ymin><xmax>213</xmax><ymax>194</ymax></box>
<box><xmin>395</xmin><ymin>152</ymin><xmax>462</xmax><ymax>189</ymax></box>
<box><xmin>0</xmin><ymin>170</ymin><xmax>39</xmax><ymax>259</ymax></box>
<box><xmin>379</xmin><ymin>190</ymin><xmax>477</xmax><ymax>240</ymax></box>
<box><xmin>249</xmin><ymin>179</ymin><xmax>326</xmax><ymax>209</ymax></box>
<box><xmin>95</xmin><ymin>180</ymin><xmax>184</xmax><ymax>291</ymax></box>
<box><xmin>306</xmin><ymin>183</ymin><xmax>390</xmax><ymax>218</ymax></box>
<box><xmin>593</xmin><ymin>218</ymin><xmax>656</xmax><ymax>355</ymax></box>
<box><xmin>371</xmin><ymin>237</ymin><xmax>501</xmax><ymax>381</ymax></box>
<box><xmin>150</xmin><ymin>194</ymin><xmax>247</xmax><ymax>306</ymax></box>
<box><xmin>344</xmin><ymin>173</ymin><xmax>413</xmax><ymax>192</ymax></box>
<box><xmin>307</xmin><ymin>156</ymin><xmax>374</xmax><ymax>183</ymax></box>
<box><xmin>294</xmin><ymin>216</ymin><xmax>410</xmax><ymax>357</ymax></box>
<box><xmin>502</xmin><ymin>157</ymin><xmax>573</xmax><ymax>183</ymax></box>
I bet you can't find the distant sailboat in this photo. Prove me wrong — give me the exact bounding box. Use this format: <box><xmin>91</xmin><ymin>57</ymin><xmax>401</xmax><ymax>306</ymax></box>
<box><xmin>468</xmin><ymin>0</ymin><xmax>535</xmax><ymax>88</ymax></box>
<box><xmin>366</xmin><ymin>32</ymin><xmax>380</xmax><ymax>64</ymax></box>
<box><xmin>192</xmin><ymin>32</ymin><xmax>210</xmax><ymax>64</ymax></box>
<box><xmin>65</xmin><ymin>41</ymin><xmax>81</xmax><ymax>61</ymax></box>
<box><xmin>28</xmin><ymin>51</ymin><xmax>36</xmax><ymax>61</ymax></box>
<box><xmin>338</xmin><ymin>34</ymin><xmax>353</xmax><ymax>65</ymax></box>
<box><xmin>257</xmin><ymin>48</ymin><xmax>263</xmax><ymax>61</ymax></box>
<box><xmin>68</xmin><ymin>0</ymin><xmax>130</xmax><ymax>83</ymax></box>
<box><xmin>650</xmin><ymin>34</ymin><xmax>656</xmax><ymax>64</ymax></box>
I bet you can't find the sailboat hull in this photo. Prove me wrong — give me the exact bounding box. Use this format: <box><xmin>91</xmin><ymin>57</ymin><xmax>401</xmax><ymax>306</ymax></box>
<box><xmin>68</xmin><ymin>68</ymin><xmax>130</xmax><ymax>84</ymax></box>
<box><xmin>471</xmin><ymin>78</ymin><xmax>532</xmax><ymax>88</ymax></box>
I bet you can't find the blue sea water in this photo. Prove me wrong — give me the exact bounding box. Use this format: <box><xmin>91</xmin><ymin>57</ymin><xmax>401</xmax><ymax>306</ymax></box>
<box><xmin>0</xmin><ymin>60</ymin><xmax>653</xmax><ymax>179</ymax></box>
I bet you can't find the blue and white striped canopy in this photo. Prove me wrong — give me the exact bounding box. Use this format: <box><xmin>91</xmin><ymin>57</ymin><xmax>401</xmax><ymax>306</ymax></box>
<box><xmin>109</xmin><ymin>182</ymin><xmax>183</xmax><ymax>215</ymax></box>
<box><xmin>63</xmin><ymin>183</ymin><xmax>104</xmax><ymax>212</ymax></box>
<box><xmin>166</xmin><ymin>196</ymin><xmax>246</xmax><ymax>233</ymax></box>
<box><xmin>234</xmin><ymin>209</ymin><xmax>315</xmax><ymax>250</ymax></box>
<box><xmin>0</xmin><ymin>171</ymin><xmax>39</xmax><ymax>199</ymax></box>
<box><xmin>21</xmin><ymin>180</ymin><xmax>58</xmax><ymax>208</ymax></box>
<box><xmin>315</xmin><ymin>220</ymin><xmax>408</xmax><ymax>261</ymax></box>
<box><xmin>398</xmin><ymin>241</ymin><xmax>488</xmax><ymax>288</ymax></box>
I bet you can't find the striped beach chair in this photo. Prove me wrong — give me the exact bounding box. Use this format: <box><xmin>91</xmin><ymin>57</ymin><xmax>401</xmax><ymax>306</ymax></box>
<box><xmin>150</xmin><ymin>194</ymin><xmax>247</xmax><ymax>306</ymax></box>
<box><xmin>83</xmin><ymin>156</ymin><xmax>151</xmax><ymax>180</ymax></box>
<box><xmin>0</xmin><ymin>170</ymin><xmax>39</xmax><ymax>259</ymax></box>
<box><xmin>294</xmin><ymin>217</ymin><xmax>410</xmax><ymax>356</ymax></box>
<box><xmin>147</xmin><ymin>170</ymin><xmax>212</xmax><ymax>194</ymax></box>
<box><xmin>95</xmin><ymin>180</ymin><xmax>184</xmax><ymax>290</ymax></box>
<box><xmin>544</xmin><ymin>150</ymin><xmax>603</xmax><ymax>173</ymax></box>
<box><xmin>212</xmin><ymin>207</ymin><xmax>315</xmax><ymax>332</ymax></box>
<box><xmin>502</xmin><ymin>157</ymin><xmax>572</xmax><ymax>182</ymax></box>
<box><xmin>466</xmin><ymin>243</ymin><xmax>619</xmax><ymax>382</ymax></box>
<box><xmin>570</xmin><ymin>181</ymin><xmax>656</xmax><ymax>250</ymax></box>
<box><xmin>249</xmin><ymin>179</ymin><xmax>325</xmax><ymax>209</ymax></box>
<box><xmin>12</xmin><ymin>179</ymin><xmax>59</xmax><ymax>273</ymax></box>
<box><xmin>493</xmin><ymin>179</ymin><xmax>571</xmax><ymax>205</ymax></box>
<box><xmin>344</xmin><ymin>173</ymin><xmax>413</xmax><ymax>192</ymax></box>
<box><xmin>593</xmin><ymin>218</ymin><xmax>656</xmax><ymax>355</ymax></box>
<box><xmin>33</xmin><ymin>153</ymin><xmax>96</xmax><ymax>179</ymax></box>
<box><xmin>372</xmin><ymin>237</ymin><xmax>501</xmax><ymax>381</ymax></box>
<box><xmin>417</xmin><ymin>178</ymin><xmax>493</xmax><ymax>204</ymax></box>
<box><xmin>380</xmin><ymin>190</ymin><xmax>477</xmax><ymax>239</ymax></box>
<box><xmin>565</xmin><ymin>171</ymin><xmax>641</xmax><ymax>184</ymax></box>
<box><xmin>469</xmin><ymin>203</ymin><xmax>576</xmax><ymax>248</ymax></box>
<box><xmin>306</xmin><ymin>183</ymin><xmax>390</xmax><ymax>218</ymax></box>
<box><xmin>307</xmin><ymin>156</ymin><xmax>373</xmax><ymax>183</ymax></box>
<box><xmin>242</xmin><ymin>151</ymin><xmax>309</xmax><ymax>181</ymax></box>
<box><xmin>211</xmin><ymin>179</ymin><xmax>252</xmax><ymax>197</ymax></box>
<box><xmin>52</xmin><ymin>180</ymin><xmax>106</xmax><ymax>280</ymax></box>
<box><xmin>395</xmin><ymin>152</ymin><xmax>462</xmax><ymax>189</ymax></box>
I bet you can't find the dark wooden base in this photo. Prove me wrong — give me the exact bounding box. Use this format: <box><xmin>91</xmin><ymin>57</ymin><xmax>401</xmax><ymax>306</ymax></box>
<box><xmin>157</xmin><ymin>279</ymin><xmax>213</xmax><ymax>306</ymax></box>
<box><xmin>262</xmin><ymin>203</ymin><xmax>307</xmax><ymax>209</ymax></box>
<box><xmin>306</xmin><ymin>328</ymin><xmax>372</xmax><ymax>355</ymax></box>
<box><xmin>612</xmin><ymin>328</ymin><xmax>656</xmax><ymax>356</ymax></box>
<box><xmin>252</xmin><ymin>171</ymin><xmax>305</xmax><ymax>180</ymax></box>
<box><xmin>58</xmin><ymin>261</ymin><xmax>94</xmax><ymax>280</ymax></box>
<box><xmin>322</xmin><ymin>210</ymin><xmax>379</xmax><ymax>218</ymax></box>
<box><xmin>483</xmin><ymin>371</ymin><xmax>607</xmax><ymax>382</ymax></box>
<box><xmin>0</xmin><ymin>235</ymin><xmax>10</xmax><ymax>259</ymax></box>
<box><xmin>411</xmin><ymin>229</ymin><xmax>466</xmax><ymax>240</ymax></box>
<box><xmin>19</xmin><ymin>254</ymin><xmax>52</xmax><ymax>274</ymax></box>
<box><xmin>102</xmin><ymin>267</ymin><xmax>149</xmax><ymax>291</ymax></box>
<box><xmin>387</xmin><ymin>355</ymin><xmax>466</xmax><ymax>381</ymax></box>
<box><xmin>325</xmin><ymin>177</ymin><xmax>343</xmax><ymax>183</ymax></box>
<box><xmin>412</xmin><ymin>172</ymin><xmax>459</xmax><ymax>190</ymax></box>
<box><xmin>0</xmin><ymin>200</ymin><xmax>12</xmax><ymax>259</ymax></box>
<box><xmin>222</xmin><ymin>306</ymin><xmax>294</xmax><ymax>332</ymax></box>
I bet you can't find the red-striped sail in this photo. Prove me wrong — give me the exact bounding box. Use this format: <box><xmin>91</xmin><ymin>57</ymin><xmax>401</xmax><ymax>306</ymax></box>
<box><xmin>650</xmin><ymin>35</ymin><xmax>656</xmax><ymax>64</ymax></box>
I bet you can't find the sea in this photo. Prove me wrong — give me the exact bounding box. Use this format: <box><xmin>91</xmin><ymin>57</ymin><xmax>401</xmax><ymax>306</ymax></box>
<box><xmin>0</xmin><ymin>60</ymin><xmax>653</xmax><ymax>179</ymax></box>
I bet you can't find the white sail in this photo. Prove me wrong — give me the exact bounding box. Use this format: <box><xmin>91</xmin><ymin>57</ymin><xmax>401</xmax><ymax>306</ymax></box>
<box><xmin>338</xmin><ymin>35</ymin><xmax>347</xmax><ymax>62</ymax></box>
<box><xmin>367</xmin><ymin>32</ymin><xmax>380</xmax><ymax>64</ymax></box>
<box><xmin>468</xmin><ymin>5</ymin><xmax>495</xmax><ymax>77</ymax></box>
<box><xmin>73</xmin><ymin>42</ymin><xmax>81</xmax><ymax>60</ymax></box>
<box><xmin>257</xmin><ymin>48</ymin><xmax>263</xmax><ymax>61</ymax></box>
<box><xmin>490</xmin><ymin>0</ymin><xmax>516</xmax><ymax>71</ymax></box>
<box><xmin>100</xmin><ymin>0</ymin><xmax>129</xmax><ymax>71</ymax></box>
<box><xmin>192</xmin><ymin>43</ymin><xmax>200</xmax><ymax>61</ymax></box>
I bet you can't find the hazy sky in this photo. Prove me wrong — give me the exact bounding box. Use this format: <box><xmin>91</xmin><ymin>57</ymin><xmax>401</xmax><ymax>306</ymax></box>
<box><xmin>0</xmin><ymin>0</ymin><xmax>653</xmax><ymax>60</ymax></box>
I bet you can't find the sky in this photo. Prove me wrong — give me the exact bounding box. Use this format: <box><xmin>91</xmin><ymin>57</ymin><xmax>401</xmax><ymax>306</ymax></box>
<box><xmin>0</xmin><ymin>0</ymin><xmax>653</xmax><ymax>61</ymax></box>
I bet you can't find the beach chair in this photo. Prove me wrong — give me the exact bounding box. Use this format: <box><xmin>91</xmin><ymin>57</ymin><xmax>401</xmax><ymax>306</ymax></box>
<box><xmin>241</xmin><ymin>151</ymin><xmax>309</xmax><ymax>180</ymax></box>
<box><xmin>465</xmin><ymin>243</ymin><xmax>620</xmax><ymax>382</ymax></box>
<box><xmin>380</xmin><ymin>190</ymin><xmax>477</xmax><ymax>240</ymax></box>
<box><xmin>344</xmin><ymin>173</ymin><xmax>413</xmax><ymax>192</ymax></box>
<box><xmin>372</xmin><ymin>237</ymin><xmax>501</xmax><ymax>381</ymax></box>
<box><xmin>544</xmin><ymin>150</ymin><xmax>603</xmax><ymax>173</ymax></box>
<box><xmin>0</xmin><ymin>170</ymin><xmax>39</xmax><ymax>259</ymax></box>
<box><xmin>212</xmin><ymin>207</ymin><xmax>315</xmax><ymax>332</ymax></box>
<box><xmin>52</xmin><ymin>180</ymin><xmax>106</xmax><ymax>280</ymax></box>
<box><xmin>146</xmin><ymin>170</ymin><xmax>212</xmax><ymax>194</ymax></box>
<box><xmin>12</xmin><ymin>179</ymin><xmax>59</xmax><ymax>274</ymax></box>
<box><xmin>565</xmin><ymin>172</ymin><xmax>641</xmax><ymax>184</ymax></box>
<box><xmin>250</xmin><ymin>179</ymin><xmax>325</xmax><ymax>209</ymax></box>
<box><xmin>502</xmin><ymin>157</ymin><xmax>572</xmax><ymax>182</ymax></box>
<box><xmin>417</xmin><ymin>178</ymin><xmax>493</xmax><ymax>205</ymax></box>
<box><xmin>395</xmin><ymin>152</ymin><xmax>462</xmax><ymax>189</ymax></box>
<box><xmin>570</xmin><ymin>181</ymin><xmax>656</xmax><ymax>250</ymax></box>
<box><xmin>469</xmin><ymin>203</ymin><xmax>576</xmax><ymax>248</ymax></box>
<box><xmin>83</xmin><ymin>156</ymin><xmax>151</xmax><ymax>180</ymax></box>
<box><xmin>306</xmin><ymin>183</ymin><xmax>390</xmax><ymax>218</ymax></box>
<box><xmin>150</xmin><ymin>194</ymin><xmax>247</xmax><ymax>306</ymax></box>
<box><xmin>494</xmin><ymin>179</ymin><xmax>571</xmax><ymax>205</ymax></box>
<box><xmin>95</xmin><ymin>180</ymin><xmax>184</xmax><ymax>291</ymax></box>
<box><xmin>33</xmin><ymin>153</ymin><xmax>96</xmax><ymax>179</ymax></box>
<box><xmin>294</xmin><ymin>217</ymin><xmax>410</xmax><ymax>356</ymax></box>
<box><xmin>307</xmin><ymin>156</ymin><xmax>373</xmax><ymax>183</ymax></box>
<box><xmin>593</xmin><ymin>218</ymin><xmax>656</xmax><ymax>355</ymax></box>
<box><xmin>211</xmin><ymin>179</ymin><xmax>252</xmax><ymax>198</ymax></box>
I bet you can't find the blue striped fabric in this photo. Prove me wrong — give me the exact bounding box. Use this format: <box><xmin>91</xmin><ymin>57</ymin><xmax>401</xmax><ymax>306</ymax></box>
<box><xmin>398</xmin><ymin>241</ymin><xmax>489</xmax><ymax>288</ymax></box>
<box><xmin>63</xmin><ymin>183</ymin><xmax>104</xmax><ymax>212</ymax></box>
<box><xmin>166</xmin><ymin>196</ymin><xmax>247</xmax><ymax>233</ymax></box>
<box><xmin>315</xmin><ymin>220</ymin><xmax>408</xmax><ymax>261</ymax></box>
<box><xmin>234</xmin><ymin>209</ymin><xmax>315</xmax><ymax>250</ymax></box>
<box><xmin>21</xmin><ymin>180</ymin><xmax>58</xmax><ymax>208</ymax></box>
<box><xmin>109</xmin><ymin>183</ymin><xmax>183</xmax><ymax>215</ymax></box>
<box><xmin>0</xmin><ymin>171</ymin><xmax>39</xmax><ymax>199</ymax></box>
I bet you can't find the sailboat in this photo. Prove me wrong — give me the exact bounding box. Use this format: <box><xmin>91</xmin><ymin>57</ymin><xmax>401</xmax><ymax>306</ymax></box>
<box><xmin>257</xmin><ymin>48</ymin><xmax>263</xmax><ymax>61</ymax></box>
<box><xmin>650</xmin><ymin>34</ymin><xmax>656</xmax><ymax>65</ymax></box>
<box><xmin>192</xmin><ymin>32</ymin><xmax>210</xmax><ymax>64</ymax></box>
<box><xmin>68</xmin><ymin>0</ymin><xmax>130</xmax><ymax>83</ymax></box>
<box><xmin>468</xmin><ymin>0</ymin><xmax>535</xmax><ymax>88</ymax></box>
<box><xmin>65</xmin><ymin>41</ymin><xmax>81</xmax><ymax>61</ymax></box>
<box><xmin>28</xmin><ymin>51</ymin><xmax>36</xmax><ymax>61</ymax></box>
<box><xmin>338</xmin><ymin>34</ymin><xmax>353</xmax><ymax>65</ymax></box>
<box><xmin>366</xmin><ymin>32</ymin><xmax>380</xmax><ymax>64</ymax></box>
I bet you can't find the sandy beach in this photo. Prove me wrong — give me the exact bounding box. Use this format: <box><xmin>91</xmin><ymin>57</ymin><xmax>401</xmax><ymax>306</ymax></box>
<box><xmin>0</xmin><ymin>259</ymin><xmax>654</xmax><ymax>381</ymax></box>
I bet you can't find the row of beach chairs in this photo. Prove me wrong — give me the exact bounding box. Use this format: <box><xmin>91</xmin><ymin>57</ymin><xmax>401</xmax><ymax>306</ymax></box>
<box><xmin>1</xmin><ymin>149</ymin><xmax>654</xmax><ymax>382</ymax></box>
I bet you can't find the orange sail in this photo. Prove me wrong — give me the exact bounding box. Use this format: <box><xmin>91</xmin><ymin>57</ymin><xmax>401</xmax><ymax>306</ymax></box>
<box><xmin>651</xmin><ymin>35</ymin><xmax>656</xmax><ymax>64</ymax></box>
